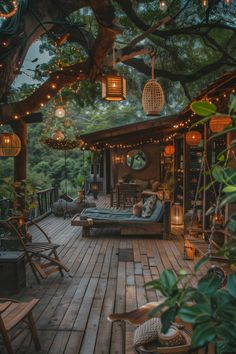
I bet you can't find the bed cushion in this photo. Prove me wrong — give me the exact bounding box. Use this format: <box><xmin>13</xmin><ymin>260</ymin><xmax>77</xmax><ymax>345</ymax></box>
<box><xmin>80</xmin><ymin>200</ymin><xmax>163</xmax><ymax>223</ymax></box>
<box><xmin>142</xmin><ymin>195</ymin><xmax>157</xmax><ymax>218</ymax></box>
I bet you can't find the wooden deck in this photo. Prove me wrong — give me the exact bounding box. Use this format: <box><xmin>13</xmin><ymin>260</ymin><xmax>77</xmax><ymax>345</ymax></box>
<box><xmin>0</xmin><ymin>195</ymin><xmax>207</xmax><ymax>354</ymax></box>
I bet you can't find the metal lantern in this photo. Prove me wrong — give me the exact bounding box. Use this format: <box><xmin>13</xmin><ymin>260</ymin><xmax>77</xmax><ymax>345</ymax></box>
<box><xmin>164</xmin><ymin>145</ymin><xmax>175</xmax><ymax>156</ymax></box>
<box><xmin>142</xmin><ymin>55</ymin><xmax>165</xmax><ymax>116</ymax></box>
<box><xmin>171</xmin><ymin>203</ymin><xmax>184</xmax><ymax>225</ymax></box>
<box><xmin>102</xmin><ymin>45</ymin><xmax>126</xmax><ymax>101</ymax></box>
<box><xmin>102</xmin><ymin>72</ymin><xmax>126</xmax><ymax>101</ymax></box>
<box><xmin>186</xmin><ymin>131</ymin><xmax>202</xmax><ymax>146</ymax></box>
<box><xmin>209</xmin><ymin>115</ymin><xmax>232</xmax><ymax>133</ymax></box>
<box><xmin>0</xmin><ymin>132</ymin><xmax>21</xmax><ymax>156</ymax></box>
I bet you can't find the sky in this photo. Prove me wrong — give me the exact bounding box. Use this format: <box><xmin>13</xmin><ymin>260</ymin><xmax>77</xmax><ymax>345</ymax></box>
<box><xmin>13</xmin><ymin>41</ymin><xmax>51</xmax><ymax>88</ymax></box>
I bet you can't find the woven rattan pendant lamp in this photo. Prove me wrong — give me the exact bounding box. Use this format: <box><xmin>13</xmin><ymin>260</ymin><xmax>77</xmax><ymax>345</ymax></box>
<box><xmin>102</xmin><ymin>45</ymin><xmax>126</xmax><ymax>101</ymax></box>
<box><xmin>0</xmin><ymin>132</ymin><xmax>21</xmax><ymax>156</ymax></box>
<box><xmin>142</xmin><ymin>54</ymin><xmax>165</xmax><ymax>116</ymax></box>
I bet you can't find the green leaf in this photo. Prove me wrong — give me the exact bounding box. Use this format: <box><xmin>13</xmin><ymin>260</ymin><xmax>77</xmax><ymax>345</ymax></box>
<box><xmin>220</xmin><ymin>193</ymin><xmax>236</xmax><ymax>207</ymax></box>
<box><xmin>159</xmin><ymin>269</ymin><xmax>178</xmax><ymax>290</ymax></box>
<box><xmin>223</xmin><ymin>185</ymin><xmax>236</xmax><ymax>193</ymax></box>
<box><xmin>191</xmin><ymin>101</ymin><xmax>217</xmax><ymax>117</ymax></box>
<box><xmin>198</xmin><ymin>273</ymin><xmax>222</xmax><ymax>295</ymax></box>
<box><xmin>160</xmin><ymin>306</ymin><xmax>177</xmax><ymax>333</ymax></box>
<box><xmin>227</xmin><ymin>273</ymin><xmax>236</xmax><ymax>298</ymax></box>
<box><xmin>179</xmin><ymin>304</ymin><xmax>211</xmax><ymax>324</ymax></box>
<box><xmin>212</xmin><ymin>165</ymin><xmax>226</xmax><ymax>183</ymax></box>
<box><xmin>194</xmin><ymin>255</ymin><xmax>209</xmax><ymax>272</ymax></box>
<box><xmin>192</xmin><ymin>323</ymin><xmax>216</xmax><ymax>348</ymax></box>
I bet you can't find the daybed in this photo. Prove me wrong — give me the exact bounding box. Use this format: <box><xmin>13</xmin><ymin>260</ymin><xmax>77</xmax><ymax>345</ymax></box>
<box><xmin>71</xmin><ymin>199</ymin><xmax>171</xmax><ymax>239</ymax></box>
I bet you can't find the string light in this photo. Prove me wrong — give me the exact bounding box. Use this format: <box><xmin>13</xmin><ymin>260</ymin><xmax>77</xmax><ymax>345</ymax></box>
<box><xmin>0</xmin><ymin>0</ymin><xmax>18</xmax><ymax>18</ymax></box>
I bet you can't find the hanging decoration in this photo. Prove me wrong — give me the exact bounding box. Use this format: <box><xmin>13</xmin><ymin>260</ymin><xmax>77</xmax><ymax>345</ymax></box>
<box><xmin>164</xmin><ymin>145</ymin><xmax>175</xmax><ymax>156</ymax></box>
<box><xmin>102</xmin><ymin>45</ymin><xmax>126</xmax><ymax>101</ymax></box>
<box><xmin>0</xmin><ymin>0</ymin><xmax>18</xmax><ymax>19</ymax></box>
<box><xmin>186</xmin><ymin>131</ymin><xmax>202</xmax><ymax>146</ymax></box>
<box><xmin>142</xmin><ymin>53</ymin><xmax>165</xmax><ymax>116</ymax></box>
<box><xmin>54</xmin><ymin>93</ymin><xmax>65</xmax><ymax>118</ymax></box>
<box><xmin>209</xmin><ymin>115</ymin><xmax>232</xmax><ymax>133</ymax></box>
<box><xmin>42</xmin><ymin>105</ymin><xmax>83</xmax><ymax>150</ymax></box>
<box><xmin>0</xmin><ymin>132</ymin><xmax>21</xmax><ymax>156</ymax></box>
<box><xmin>159</xmin><ymin>1</ymin><xmax>167</xmax><ymax>10</ymax></box>
<box><xmin>202</xmin><ymin>0</ymin><xmax>231</xmax><ymax>5</ymax></box>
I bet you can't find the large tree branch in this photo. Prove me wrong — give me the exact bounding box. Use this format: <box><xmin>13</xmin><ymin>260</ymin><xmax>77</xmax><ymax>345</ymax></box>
<box><xmin>123</xmin><ymin>56</ymin><xmax>233</xmax><ymax>83</ymax></box>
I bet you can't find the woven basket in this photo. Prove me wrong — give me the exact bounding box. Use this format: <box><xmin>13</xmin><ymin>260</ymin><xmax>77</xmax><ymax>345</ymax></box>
<box><xmin>142</xmin><ymin>79</ymin><xmax>165</xmax><ymax>116</ymax></box>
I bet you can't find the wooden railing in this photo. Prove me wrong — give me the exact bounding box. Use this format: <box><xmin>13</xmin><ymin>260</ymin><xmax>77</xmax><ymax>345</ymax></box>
<box><xmin>0</xmin><ymin>187</ymin><xmax>58</xmax><ymax>221</ymax></box>
<box><xmin>33</xmin><ymin>187</ymin><xmax>58</xmax><ymax>218</ymax></box>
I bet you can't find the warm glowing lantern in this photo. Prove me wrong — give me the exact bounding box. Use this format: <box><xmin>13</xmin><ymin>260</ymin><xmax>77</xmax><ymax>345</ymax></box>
<box><xmin>186</xmin><ymin>131</ymin><xmax>202</xmax><ymax>146</ymax></box>
<box><xmin>164</xmin><ymin>145</ymin><xmax>175</xmax><ymax>156</ymax></box>
<box><xmin>102</xmin><ymin>45</ymin><xmax>126</xmax><ymax>101</ymax></box>
<box><xmin>55</xmin><ymin>105</ymin><xmax>65</xmax><ymax>118</ymax></box>
<box><xmin>0</xmin><ymin>132</ymin><xmax>21</xmax><ymax>156</ymax></box>
<box><xmin>102</xmin><ymin>72</ymin><xmax>126</xmax><ymax>101</ymax></box>
<box><xmin>209</xmin><ymin>115</ymin><xmax>232</xmax><ymax>133</ymax></box>
<box><xmin>52</xmin><ymin>130</ymin><xmax>65</xmax><ymax>141</ymax></box>
<box><xmin>171</xmin><ymin>203</ymin><xmax>184</xmax><ymax>225</ymax></box>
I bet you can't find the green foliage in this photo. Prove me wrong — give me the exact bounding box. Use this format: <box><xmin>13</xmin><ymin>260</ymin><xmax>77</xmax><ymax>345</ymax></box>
<box><xmin>191</xmin><ymin>101</ymin><xmax>217</xmax><ymax>117</ymax></box>
<box><xmin>146</xmin><ymin>266</ymin><xmax>236</xmax><ymax>353</ymax></box>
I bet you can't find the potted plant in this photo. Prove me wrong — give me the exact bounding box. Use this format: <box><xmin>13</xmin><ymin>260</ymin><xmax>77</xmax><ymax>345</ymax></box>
<box><xmin>145</xmin><ymin>258</ymin><xmax>236</xmax><ymax>353</ymax></box>
<box><xmin>145</xmin><ymin>97</ymin><xmax>236</xmax><ymax>353</ymax></box>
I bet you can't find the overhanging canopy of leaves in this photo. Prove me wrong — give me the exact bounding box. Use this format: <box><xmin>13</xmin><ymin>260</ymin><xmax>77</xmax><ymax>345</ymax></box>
<box><xmin>0</xmin><ymin>0</ymin><xmax>235</xmax><ymax>124</ymax></box>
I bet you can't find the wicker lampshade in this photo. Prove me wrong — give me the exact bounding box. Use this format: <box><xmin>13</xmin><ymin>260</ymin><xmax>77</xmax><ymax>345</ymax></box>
<box><xmin>209</xmin><ymin>115</ymin><xmax>232</xmax><ymax>133</ymax></box>
<box><xmin>142</xmin><ymin>54</ymin><xmax>165</xmax><ymax>116</ymax></box>
<box><xmin>186</xmin><ymin>131</ymin><xmax>202</xmax><ymax>146</ymax></box>
<box><xmin>142</xmin><ymin>79</ymin><xmax>165</xmax><ymax>116</ymax></box>
<box><xmin>102</xmin><ymin>72</ymin><xmax>126</xmax><ymax>101</ymax></box>
<box><xmin>164</xmin><ymin>145</ymin><xmax>175</xmax><ymax>156</ymax></box>
<box><xmin>0</xmin><ymin>132</ymin><xmax>21</xmax><ymax>156</ymax></box>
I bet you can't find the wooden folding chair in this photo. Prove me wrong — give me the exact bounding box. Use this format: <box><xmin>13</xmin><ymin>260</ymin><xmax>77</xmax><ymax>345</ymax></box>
<box><xmin>0</xmin><ymin>298</ymin><xmax>40</xmax><ymax>354</ymax></box>
<box><xmin>2</xmin><ymin>217</ymin><xmax>69</xmax><ymax>284</ymax></box>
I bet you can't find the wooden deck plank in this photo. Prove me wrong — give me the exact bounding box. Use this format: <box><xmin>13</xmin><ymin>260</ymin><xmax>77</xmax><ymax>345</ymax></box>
<box><xmin>0</xmin><ymin>195</ymin><xmax>208</xmax><ymax>354</ymax></box>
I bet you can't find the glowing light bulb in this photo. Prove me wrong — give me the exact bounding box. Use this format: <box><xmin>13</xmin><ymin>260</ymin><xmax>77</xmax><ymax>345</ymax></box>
<box><xmin>4</xmin><ymin>137</ymin><xmax>10</xmax><ymax>144</ymax></box>
<box><xmin>55</xmin><ymin>105</ymin><xmax>65</xmax><ymax>118</ymax></box>
<box><xmin>160</xmin><ymin>1</ymin><xmax>167</xmax><ymax>10</ymax></box>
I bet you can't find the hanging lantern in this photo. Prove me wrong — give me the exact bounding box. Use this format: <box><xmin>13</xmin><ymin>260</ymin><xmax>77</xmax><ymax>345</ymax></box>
<box><xmin>209</xmin><ymin>115</ymin><xmax>232</xmax><ymax>133</ymax></box>
<box><xmin>142</xmin><ymin>55</ymin><xmax>165</xmax><ymax>116</ymax></box>
<box><xmin>55</xmin><ymin>105</ymin><xmax>65</xmax><ymax>118</ymax></box>
<box><xmin>164</xmin><ymin>145</ymin><xmax>175</xmax><ymax>156</ymax></box>
<box><xmin>0</xmin><ymin>132</ymin><xmax>21</xmax><ymax>156</ymax></box>
<box><xmin>186</xmin><ymin>131</ymin><xmax>202</xmax><ymax>146</ymax></box>
<box><xmin>102</xmin><ymin>72</ymin><xmax>126</xmax><ymax>101</ymax></box>
<box><xmin>52</xmin><ymin>130</ymin><xmax>65</xmax><ymax>141</ymax></box>
<box><xmin>171</xmin><ymin>203</ymin><xmax>184</xmax><ymax>225</ymax></box>
<box><xmin>54</xmin><ymin>93</ymin><xmax>65</xmax><ymax>118</ymax></box>
<box><xmin>102</xmin><ymin>45</ymin><xmax>126</xmax><ymax>101</ymax></box>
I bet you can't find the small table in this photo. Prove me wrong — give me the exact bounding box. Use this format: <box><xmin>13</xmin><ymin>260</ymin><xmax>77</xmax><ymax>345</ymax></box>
<box><xmin>0</xmin><ymin>251</ymin><xmax>26</xmax><ymax>295</ymax></box>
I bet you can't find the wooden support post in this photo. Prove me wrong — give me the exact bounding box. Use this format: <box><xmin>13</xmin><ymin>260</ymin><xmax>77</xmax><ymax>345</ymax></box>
<box><xmin>11</xmin><ymin>121</ymin><xmax>27</xmax><ymax>182</ymax></box>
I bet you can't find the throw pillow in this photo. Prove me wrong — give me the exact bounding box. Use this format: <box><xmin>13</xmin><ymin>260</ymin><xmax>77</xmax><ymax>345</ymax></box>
<box><xmin>142</xmin><ymin>195</ymin><xmax>157</xmax><ymax>218</ymax></box>
<box><xmin>133</xmin><ymin>201</ymin><xmax>143</xmax><ymax>217</ymax></box>
<box><xmin>152</xmin><ymin>180</ymin><xmax>160</xmax><ymax>192</ymax></box>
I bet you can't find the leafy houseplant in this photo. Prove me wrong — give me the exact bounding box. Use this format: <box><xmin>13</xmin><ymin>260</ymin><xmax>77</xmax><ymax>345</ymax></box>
<box><xmin>145</xmin><ymin>258</ymin><xmax>236</xmax><ymax>353</ymax></box>
<box><xmin>144</xmin><ymin>98</ymin><xmax>236</xmax><ymax>353</ymax></box>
